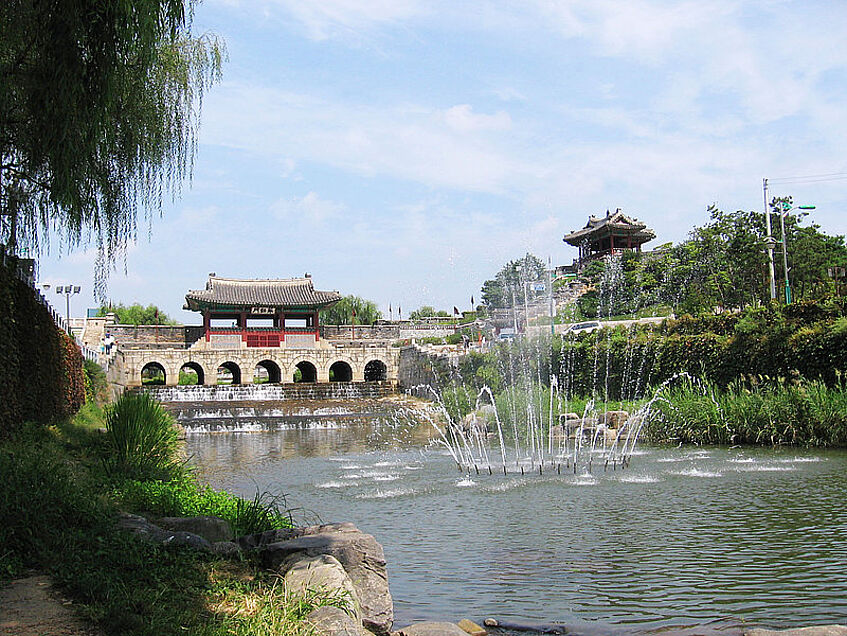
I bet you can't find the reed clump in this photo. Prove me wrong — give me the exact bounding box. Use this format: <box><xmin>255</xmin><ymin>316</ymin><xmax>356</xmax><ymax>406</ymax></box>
<box><xmin>103</xmin><ymin>392</ymin><xmax>185</xmax><ymax>481</ymax></box>
<box><xmin>648</xmin><ymin>374</ymin><xmax>847</xmax><ymax>447</ymax></box>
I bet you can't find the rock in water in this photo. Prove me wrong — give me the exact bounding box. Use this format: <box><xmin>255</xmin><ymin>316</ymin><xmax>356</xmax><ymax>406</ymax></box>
<box><xmin>745</xmin><ymin>627</ymin><xmax>847</xmax><ymax>636</ymax></box>
<box><xmin>397</xmin><ymin>622</ymin><xmax>471</xmax><ymax>636</ymax></box>
<box><xmin>259</xmin><ymin>523</ymin><xmax>393</xmax><ymax>634</ymax></box>
<box><xmin>458</xmin><ymin>618</ymin><xmax>487</xmax><ymax>636</ymax></box>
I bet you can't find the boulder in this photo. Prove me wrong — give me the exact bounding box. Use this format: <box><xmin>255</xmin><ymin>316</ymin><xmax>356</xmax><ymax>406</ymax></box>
<box><xmin>211</xmin><ymin>541</ymin><xmax>241</xmax><ymax>556</ymax></box>
<box><xmin>307</xmin><ymin>606</ymin><xmax>368</xmax><ymax>636</ymax></box>
<box><xmin>117</xmin><ymin>513</ymin><xmax>212</xmax><ymax>550</ymax></box>
<box><xmin>745</xmin><ymin>627</ymin><xmax>847</xmax><ymax>636</ymax></box>
<box><xmin>282</xmin><ymin>554</ymin><xmax>360</xmax><ymax>620</ymax></box>
<box><xmin>597</xmin><ymin>410</ymin><xmax>629</xmax><ymax>427</ymax></box>
<box><xmin>397</xmin><ymin>622</ymin><xmax>469</xmax><ymax>636</ymax></box>
<box><xmin>457</xmin><ymin>619</ymin><xmax>487</xmax><ymax>636</ymax></box>
<box><xmin>259</xmin><ymin>523</ymin><xmax>393</xmax><ymax>634</ymax></box>
<box><xmin>157</xmin><ymin>515</ymin><xmax>233</xmax><ymax>543</ymax></box>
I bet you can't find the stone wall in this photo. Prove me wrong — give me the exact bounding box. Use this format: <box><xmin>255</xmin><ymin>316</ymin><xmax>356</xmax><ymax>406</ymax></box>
<box><xmin>108</xmin><ymin>325</ymin><xmax>205</xmax><ymax>350</ymax></box>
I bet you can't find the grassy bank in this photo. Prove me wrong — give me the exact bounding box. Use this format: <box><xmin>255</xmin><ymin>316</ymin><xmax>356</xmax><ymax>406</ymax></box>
<box><xmin>648</xmin><ymin>375</ymin><xmax>847</xmax><ymax>447</ymax></box>
<box><xmin>0</xmin><ymin>398</ymin><xmax>334</xmax><ymax>636</ymax></box>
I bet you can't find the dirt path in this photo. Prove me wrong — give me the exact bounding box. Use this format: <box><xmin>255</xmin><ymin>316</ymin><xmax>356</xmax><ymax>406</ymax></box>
<box><xmin>0</xmin><ymin>575</ymin><xmax>100</xmax><ymax>636</ymax></box>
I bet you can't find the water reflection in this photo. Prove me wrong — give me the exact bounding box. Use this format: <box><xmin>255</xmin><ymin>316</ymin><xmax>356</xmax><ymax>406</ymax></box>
<box><xmin>186</xmin><ymin>424</ymin><xmax>847</xmax><ymax>634</ymax></box>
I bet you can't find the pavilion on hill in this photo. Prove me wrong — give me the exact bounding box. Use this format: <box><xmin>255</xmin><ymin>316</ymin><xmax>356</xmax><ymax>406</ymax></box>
<box><xmin>184</xmin><ymin>274</ymin><xmax>341</xmax><ymax>348</ymax></box>
<box><xmin>563</xmin><ymin>208</ymin><xmax>655</xmax><ymax>266</ymax></box>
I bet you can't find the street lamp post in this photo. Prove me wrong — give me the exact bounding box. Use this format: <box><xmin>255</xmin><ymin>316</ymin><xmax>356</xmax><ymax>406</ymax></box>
<box><xmin>778</xmin><ymin>202</ymin><xmax>815</xmax><ymax>304</ymax></box>
<box><xmin>56</xmin><ymin>285</ymin><xmax>81</xmax><ymax>328</ymax></box>
<box><xmin>763</xmin><ymin>178</ymin><xmax>778</xmax><ymax>300</ymax></box>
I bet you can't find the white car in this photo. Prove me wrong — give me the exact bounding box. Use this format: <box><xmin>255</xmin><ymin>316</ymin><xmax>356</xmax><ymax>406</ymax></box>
<box><xmin>565</xmin><ymin>321</ymin><xmax>600</xmax><ymax>335</ymax></box>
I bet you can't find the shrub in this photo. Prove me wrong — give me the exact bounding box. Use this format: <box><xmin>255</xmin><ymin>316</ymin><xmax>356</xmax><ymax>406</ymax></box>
<box><xmin>103</xmin><ymin>393</ymin><xmax>185</xmax><ymax>481</ymax></box>
<box><xmin>115</xmin><ymin>478</ymin><xmax>293</xmax><ymax>536</ymax></box>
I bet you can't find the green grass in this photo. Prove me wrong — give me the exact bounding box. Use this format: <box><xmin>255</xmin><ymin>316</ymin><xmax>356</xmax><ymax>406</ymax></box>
<box><xmin>0</xmin><ymin>410</ymin><xmax>329</xmax><ymax>636</ymax></box>
<box><xmin>648</xmin><ymin>375</ymin><xmax>847</xmax><ymax>446</ymax></box>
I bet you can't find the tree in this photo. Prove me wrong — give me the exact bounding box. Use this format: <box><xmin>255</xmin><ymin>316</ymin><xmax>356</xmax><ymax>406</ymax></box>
<box><xmin>0</xmin><ymin>1</ymin><xmax>224</xmax><ymax>298</ymax></box>
<box><xmin>409</xmin><ymin>306</ymin><xmax>450</xmax><ymax>320</ymax></box>
<box><xmin>320</xmin><ymin>295</ymin><xmax>382</xmax><ymax>325</ymax></box>
<box><xmin>480</xmin><ymin>253</ymin><xmax>547</xmax><ymax>309</ymax></box>
<box><xmin>97</xmin><ymin>303</ymin><xmax>176</xmax><ymax>325</ymax></box>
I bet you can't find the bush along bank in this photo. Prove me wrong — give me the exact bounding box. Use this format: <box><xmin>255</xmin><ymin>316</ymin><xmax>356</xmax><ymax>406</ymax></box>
<box><xmin>0</xmin><ymin>258</ymin><xmax>85</xmax><ymax>434</ymax></box>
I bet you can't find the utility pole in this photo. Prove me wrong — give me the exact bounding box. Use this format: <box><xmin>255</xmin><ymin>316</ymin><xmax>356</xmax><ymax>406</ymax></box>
<box><xmin>763</xmin><ymin>178</ymin><xmax>777</xmax><ymax>300</ymax></box>
<box><xmin>548</xmin><ymin>256</ymin><xmax>554</xmax><ymax>336</ymax></box>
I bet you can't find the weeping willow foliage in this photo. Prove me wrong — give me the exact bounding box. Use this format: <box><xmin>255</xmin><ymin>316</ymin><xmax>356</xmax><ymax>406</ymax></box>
<box><xmin>0</xmin><ymin>0</ymin><xmax>225</xmax><ymax>298</ymax></box>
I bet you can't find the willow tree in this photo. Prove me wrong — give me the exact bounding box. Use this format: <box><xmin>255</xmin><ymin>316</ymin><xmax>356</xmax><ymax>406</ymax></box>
<box><xmin>0</xmin><ymin>0</ymin><xmax>224</xmax><ymax>297</ymax></box>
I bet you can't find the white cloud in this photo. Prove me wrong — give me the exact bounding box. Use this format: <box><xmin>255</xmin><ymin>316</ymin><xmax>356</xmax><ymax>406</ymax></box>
<box><xmin>271</xmin><ymin>191</ymin><xmax>346</xmax><ymax>224</ymax></box>
<box><xmin>443</xmin><ymin>104</ymin><xmax>512</xmax><ymax>133</ymax></box>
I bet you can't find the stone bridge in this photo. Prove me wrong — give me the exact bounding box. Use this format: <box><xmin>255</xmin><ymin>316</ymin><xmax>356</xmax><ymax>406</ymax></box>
<box><xmin>111</xmin><ymin>343</ymin><xmax>400</xmax><ymax>388</ymax></box>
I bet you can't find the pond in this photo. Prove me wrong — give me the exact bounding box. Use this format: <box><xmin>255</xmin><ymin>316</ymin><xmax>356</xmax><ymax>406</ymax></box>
<box><xmin>185</xmin><ymin>422</ymin><xmax>847</xmax><ymax>635</ymax></box>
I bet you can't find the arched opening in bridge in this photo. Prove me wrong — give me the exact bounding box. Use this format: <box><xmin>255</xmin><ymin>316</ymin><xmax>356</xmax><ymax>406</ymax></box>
<box><xmin>329</xmin><ymin>361</ymin><xmax>353</xmax><ymax>382</ymax></box>
<box><xmin>141</xmin><ymin>362</ymin><xmax>167</xmax><ymax>386</ymax></box>
<box><xmin>179</xmin><ymin>362</ymin><xmax>204</xmax><ymax>385</ymax></box>
<box><xmin>254</xmin><ymin>360</ymin><xmax>281</xmax><ymax>384</ymax></box>
<box><xmin>293</xmin><ymin>361</ymin><xmax>317</xmax><ymax>383</ymax></box>
<box><xmin>364</xmin><ymin>359</ymin><xmax>387</xmax><ymax>382</ymax></box>
<box><xmin>217</xmin><ymin>361</ymin><xmax>242</xmax><ymax>385</ymax></box>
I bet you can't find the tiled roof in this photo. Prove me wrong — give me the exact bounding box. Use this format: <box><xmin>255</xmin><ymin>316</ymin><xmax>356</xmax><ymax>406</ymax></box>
<box><xmin>563</xmin><ymin>209</ymin><xmax>655</xmax><ymax>245</ymax></box>
<box><xmin>185</xmin><ymin>276</ymin><xmax>341</xmax><ymax>311</ymax></box>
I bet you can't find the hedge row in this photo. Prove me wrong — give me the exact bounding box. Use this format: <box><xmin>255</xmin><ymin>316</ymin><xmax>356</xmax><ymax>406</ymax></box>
<box><xmin>447</xmin><ymin>300</ymin><xmax>847</xmax><ymax>402</ymax></box>
<box><xmin>0</xmin><ymin>261</ymin><xmax>85</xmax><ymax>434</ymax></box>
<box><xmin>550</xmin><ymin>300</ymin><xmax>847</xmax><ymax>400</ymax></box>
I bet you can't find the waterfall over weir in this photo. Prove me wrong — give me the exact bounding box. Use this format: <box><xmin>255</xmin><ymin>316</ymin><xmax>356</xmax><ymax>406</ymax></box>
<box><xmin>142</xmin><ymin>381</ymin><xmax>395</xmax><ymax>403</ymax></box>
<box><xmin>140</xmin><ymin>382</ymin><xmax>402</xmax><ymax>433</ymax></box>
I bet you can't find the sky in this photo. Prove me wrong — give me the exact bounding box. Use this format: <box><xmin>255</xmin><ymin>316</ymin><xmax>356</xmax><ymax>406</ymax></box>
<box><xmin>37</xmin><ymin>0</ymin><xmax>847</xmax><ymax>324</ymax></box>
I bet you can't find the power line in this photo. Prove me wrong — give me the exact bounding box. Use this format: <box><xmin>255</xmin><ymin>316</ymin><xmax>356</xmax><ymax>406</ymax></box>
<box><xmin>768</xmin><ymin>172</ymin><xmax>847</xmax><ymax>185</ymax></box>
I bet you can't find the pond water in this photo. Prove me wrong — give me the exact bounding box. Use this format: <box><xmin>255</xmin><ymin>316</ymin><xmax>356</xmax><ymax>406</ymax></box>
<box><xmin>186</xmin><ymin>422</ymin><xmax>847</xmax><ymax>635</ymax></box>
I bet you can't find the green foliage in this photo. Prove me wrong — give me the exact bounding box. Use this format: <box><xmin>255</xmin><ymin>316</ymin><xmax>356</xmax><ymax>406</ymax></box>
<box><xmin>319</xmin><ymin>295</ymin><xmax>382</xmax><ymax>325</ymax></box>
<box><xmin>115</xmin><ymin>478</ymin><xmax>292</xmax><ymax>536</ymax></box>
<box><xmin>1</xmin><ymin>1</ymin><xmax>225</xmax><ymax>297</ymax></box>
<box><xmin>179</xmin><ymin>369</ymin><xmax>200</xmax><ymax>385</ymax></box>
<box><xmin>84</xmin><ymin>358</ymin><xmax>109</xmax><ymax>405</ymax></box>
<box><xmin>0</xmin><ymin>260</ymin><xmax>85</xmax><ymax>433</ymax></box>
<box><xmin>649</xmin><ymin>375</ymin><xmax>847</xmax><ymax>447</ymax></box>
<box><xmin>103</xmin><ymin>392</ymin><xmax>185</xmax><ymax>481</ymax></box>
<box><xmin>97</xmin><ymin>303</ymin><xmax>177</xmax><ymax>325</ymax></box>
<box><xmin>409</xmin><ymin>305</ymin><xmax>451</xmax><ymax>319</ymax></box>
<box><xmin>481</xmin><ymin>253</ymin><xmax>547</xmax><ymax>309</ymax></box>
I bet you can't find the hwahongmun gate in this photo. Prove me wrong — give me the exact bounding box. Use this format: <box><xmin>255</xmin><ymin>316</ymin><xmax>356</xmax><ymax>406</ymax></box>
<box><xmin>113</xmin><ymin>274</ymin><xmax>399</xmax><ymax>387</ymax></box>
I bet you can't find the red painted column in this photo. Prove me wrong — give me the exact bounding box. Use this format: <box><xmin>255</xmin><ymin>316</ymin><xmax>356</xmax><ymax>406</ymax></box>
<box><xmin>204</xmin><ymin>310</ymin><xmax>210</xmax><ymax>341</ymax></box>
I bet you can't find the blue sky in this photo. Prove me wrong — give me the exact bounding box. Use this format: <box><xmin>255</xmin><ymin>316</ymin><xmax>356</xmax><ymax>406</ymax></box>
<box><xmin>38</xmin><ymin>0</ymin><xmax>847</xmax><ymax>323</ymax></box>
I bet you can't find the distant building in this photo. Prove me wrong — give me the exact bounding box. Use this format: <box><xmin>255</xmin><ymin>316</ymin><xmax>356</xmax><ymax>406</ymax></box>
<box><xmin>563</xmin><ymin>208</ymin><xmax>656</xmax><ymax>268</ymax></box>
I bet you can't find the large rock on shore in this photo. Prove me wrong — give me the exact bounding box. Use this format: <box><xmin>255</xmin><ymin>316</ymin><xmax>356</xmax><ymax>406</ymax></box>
<box><xmin>282</xmin><ymin>554</ymin><xmax>361</xmax><ymax>620</ymax></box>
<box><xmin>117</xmin><ymin>513</ymin><xmax>212</xmax><ymax>550</ymax></box>
<box><xmin>157</xmin><ymin>515</ymin><xmax>233</xmax><ymax>543</ymax></box>
<box><xmin>307</xmin><ymin>606</ymin><xmax>370</xmax><ymax>636</ymax></box>
<box><xmin>257</xmin><ymin>522</ymin><xmax>393</xmax><ymax>635</ymax></box>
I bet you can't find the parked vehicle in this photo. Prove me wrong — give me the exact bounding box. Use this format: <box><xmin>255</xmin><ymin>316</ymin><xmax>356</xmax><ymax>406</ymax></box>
<box><xmin>565</xmin><ymin>321</ymin><xmax>600</xmax><ymax>335</ymax></box>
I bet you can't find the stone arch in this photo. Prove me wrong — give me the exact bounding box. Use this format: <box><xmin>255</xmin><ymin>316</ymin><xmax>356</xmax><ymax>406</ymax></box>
<box><xmin>216</xmin><ymin>361</ymin><xmax>242</xmax><ymax>385</ymax></box>
<box><xmin>364</xmin><ymin>359</ymin><xmax>388</xmax><ymax>382</ymax></box>
<box><xmin>291</xmin><ymin>358</ymin><xmax>318</xmax><ymax>383</ymax></box>
<box><xmin>141</xmin><ymin>361</ymin><xmax>167</xmax><ymax>386</ymax></box>
<box><xmin>254</xmin><ymin>359</ymin><xmax>281</xmax><ymax>384</ymax></box>
<box><xmin>328</xmin><ymin>360</ymin><xmax>353</xmax><ymax>382</ymax></box>
<box><xmin>179</xmin><ymin>361</ymin><xmax>205</xmax><ymax>385</ymax></box>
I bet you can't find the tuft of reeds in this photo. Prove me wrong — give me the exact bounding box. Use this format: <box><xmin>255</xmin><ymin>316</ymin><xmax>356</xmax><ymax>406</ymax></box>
<box><xmin>103</xmin><ymin>392</ymin><xmax>185</xmax><ymax>481</ymax></box>
<box><xmin>648</xmin><ymin>374</ymin><xmax>847</xmax><ymax>447</ymax></box>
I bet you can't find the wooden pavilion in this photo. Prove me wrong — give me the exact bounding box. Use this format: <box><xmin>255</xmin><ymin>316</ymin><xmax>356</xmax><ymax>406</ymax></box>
<box><xmin>184</xmin><ymin>274</ymin><xmax>341</xmax><ymax>348</ymax></box>
<box><xmin>563</xmin><ymin>209</ymin><xmax>655</xmax><ymax>266</ymax></box>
